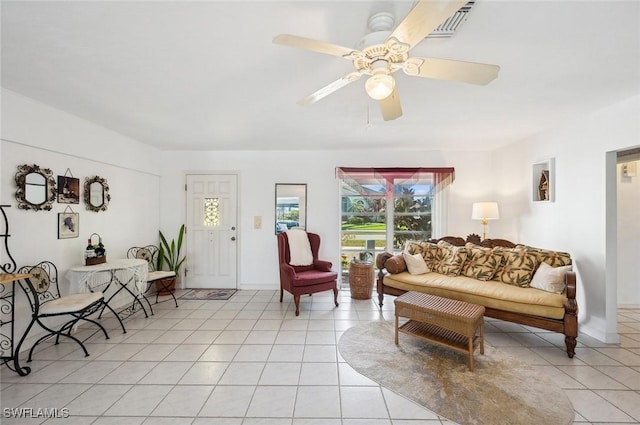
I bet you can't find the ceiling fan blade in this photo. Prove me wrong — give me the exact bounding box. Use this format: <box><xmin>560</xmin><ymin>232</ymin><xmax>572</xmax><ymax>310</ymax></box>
<box><xmin>379</xmin><ymin>87</ymin><xmax>402</xmax><ymax>121</ymax></box>
<box><xmin>389</xmin><ymin>0</ymin><xmax>469</xmax><ymax>51</ymax></box>
<box><xmin>298</xmin><ymin>72</ymin><xmax>363</xmax><ymax>106</ymax></box>
<box><xmin>273</xmin><ymin>34</ymin><xmax>359</xmax><ymax>59</ymax></box>
<box><xmin>404</xmin><ymin>57</ymin><xmax>500</xmax><ymax>85</ymax></box>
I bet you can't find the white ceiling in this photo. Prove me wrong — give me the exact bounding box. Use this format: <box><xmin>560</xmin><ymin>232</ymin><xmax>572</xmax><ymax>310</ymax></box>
<box><xmin>2</xmin><ymin>1</ymin><xmax>639</xmax><ymax>152</ymax></box>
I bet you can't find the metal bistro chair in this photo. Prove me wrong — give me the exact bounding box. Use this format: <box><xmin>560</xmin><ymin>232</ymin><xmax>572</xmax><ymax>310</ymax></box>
<box><xmin>16</xmin><ymin>261</ymin><xmax>126</xmax><ymax>362</ymax></box>
<box><xmin>127</xmin><ymin>245</ymin><xmax>179</xmax><ymax>313</ymax></box>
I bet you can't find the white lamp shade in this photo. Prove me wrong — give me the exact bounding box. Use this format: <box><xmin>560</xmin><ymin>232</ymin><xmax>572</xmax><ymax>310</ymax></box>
<box><xmin>471</xmin><ymin>202</ymin><xmax>500</xmax><ymax>220</ymax></box>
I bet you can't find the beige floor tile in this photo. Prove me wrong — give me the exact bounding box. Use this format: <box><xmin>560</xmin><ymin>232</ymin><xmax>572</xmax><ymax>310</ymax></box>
<box><xmin>218</xmin><ymin>362</ymin><xmax>265</xmax><ymax>385</ymax></box>
<box><xmin>299</xmin><ymin>362</ymin><xmax>339</xmax><ymax>385</ymax></box>
<box><xmin>268</xmin><ymin>344</ymin><xmax>305</xmax><ymax>362</ymax></box>
<box><xmin>179</xmin><ymin>361</ymin><xmax>229</xmax><ymax>385</ymax></box>
<box><xmin>138</xmin><ymin>361</ymin><xmax>193</xmax><ymax>384</ymax></box>
<box><xmin>150</xmin><ymin>385</ymin><xmax>214</xmax><ymax>416</ymax></box>
<box><xmin>381</xmin><ymin>387</ymin><xmax>439</xmax><ymax>420</ymax></box>
<box><xmin>163</xmin><ymin>344</ymin><xmax>208</xmax><ymax>361</ymax></box>
<box><xmin>181</xmin><ymin>330</ymin><xmax>221</xmax><ymax>344</ymax></box>
<box><xmin>564</xmin><ymin>389</ymin><xmax>635</xmax><ymax>423</ymax></box>
<box><xmin>99</xmin><ymin>361</ymin><xmax>158</xmax><ymax>384</ymax></box>
<box><xmin>104</xmin><ymin>385</ymin><xmax>173</xmax><ymax>416</ymax></box>
<box><xmin>130</xmin><ymin>344</ymin><xmax>176</xmax><ymax>361</ymax></box>
<box><xmin>234</xmin><ymin>344</ymin><xmax>273</xmax><ymax>362</ymax></box>
<box><xmin>294</xmin><ymin>386</ymin><xmax>341</xmax><ymax>418</ymax></box>
<box><xmin>596</xmin><ymin>389</ymin><xmax>640</xmax><ymax>422</ymax></box>
<box><xmin>246</xmin><ymin>385</ymin><xmax>297</xmax><ymax>417</ymax></box>
<box><xmin>151</xmin><ymin>330</ymin><xmax>192</xmax><ymax>344</ymax></box>
<box><xmin>259</xmin><ymin>362</ymin><xmax>301</xmax><ymax>385</ymax></box>
<box><xmin>65</xmin><ymin>384</ymin><xmax>131</xmax><ymax>415</ymax></box>
<box><xmin>200</xmin><ymin>344</ymin><xmax>240</xmax><ymax>361</ymax></box>
<box><xmin>340</xmin><ymin>386</ymin><xmax>388</xmax><ymax>418</ymax></box>
<box><xmin>199</xmin><ymin>385</ymin><xmax>255</xmax><ymax>417</ymax></box>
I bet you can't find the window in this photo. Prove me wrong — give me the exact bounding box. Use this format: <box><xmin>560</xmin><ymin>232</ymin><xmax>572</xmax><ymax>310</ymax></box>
<box><xmin>337</xmin><ymin>167</ymin><xmax>454</xmax><ymax>273</ymax></box>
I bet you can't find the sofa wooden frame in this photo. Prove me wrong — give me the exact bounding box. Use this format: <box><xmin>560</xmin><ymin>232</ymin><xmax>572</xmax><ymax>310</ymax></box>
<box><xmin>376</xmin><ymin>235</ymin><xmax>578</xmax><ymax>358</ymax></box>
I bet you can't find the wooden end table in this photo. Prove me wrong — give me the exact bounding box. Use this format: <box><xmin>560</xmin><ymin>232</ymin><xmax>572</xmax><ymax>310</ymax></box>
<box><xmin>394</xmin><ymin>291</ymin><xmax>485</xmax><ymax>371</ymax></box>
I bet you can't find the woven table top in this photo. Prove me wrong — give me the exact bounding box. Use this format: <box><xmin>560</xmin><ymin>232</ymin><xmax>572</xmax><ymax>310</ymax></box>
<box><xmin>395</xmin><ymin>291</ymin><xmax>485</xmax><ymax>322</ymax></box>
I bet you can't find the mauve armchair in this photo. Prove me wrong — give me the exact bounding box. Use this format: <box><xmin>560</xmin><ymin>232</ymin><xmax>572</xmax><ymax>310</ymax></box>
<box><xmin>277</xmin><ymin>230</ymin><xmax>339</xmax><ymax>316</ymax></box>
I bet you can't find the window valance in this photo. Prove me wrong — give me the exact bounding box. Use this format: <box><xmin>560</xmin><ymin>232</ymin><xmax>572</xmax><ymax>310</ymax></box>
<box><xmin>336</xmin><ymin>167</ymin><xmax>455</xmax><ymax>194</ymax></box>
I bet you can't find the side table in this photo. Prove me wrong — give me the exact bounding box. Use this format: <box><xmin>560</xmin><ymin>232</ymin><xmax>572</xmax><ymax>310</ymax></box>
<box><xmin>348</xmin><ymin>261</ymin><xmax>374</xmax><ymax>299</ymax></box>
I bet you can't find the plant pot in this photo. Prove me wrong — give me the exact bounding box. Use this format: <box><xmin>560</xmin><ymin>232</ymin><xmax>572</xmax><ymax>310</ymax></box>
<box><xmin>155</xmin><ymin>277</ymin><xmax>176</xmax><ymax>295</ymax></box>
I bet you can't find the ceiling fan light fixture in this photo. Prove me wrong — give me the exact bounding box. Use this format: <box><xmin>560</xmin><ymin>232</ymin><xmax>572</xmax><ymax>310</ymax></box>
<box><xmin>365</xmin><ymin>71</ymin><xmax>395</xmax><ymax>100</ymax></box>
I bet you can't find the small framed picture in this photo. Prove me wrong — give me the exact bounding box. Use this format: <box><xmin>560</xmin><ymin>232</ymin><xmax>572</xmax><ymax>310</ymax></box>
<box><xmin>57</xmin><ymin>176</ymin><xmax>80</xmax><ymax>204</ymax></box>
<box><xmin>58</xmin><ymin>212</ymin><xmax>79</xmax><ymax>239</ymax></box>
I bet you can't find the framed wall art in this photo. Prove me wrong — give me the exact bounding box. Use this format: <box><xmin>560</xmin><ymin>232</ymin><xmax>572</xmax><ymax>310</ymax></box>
<box><xmin>58</xmin><ymin>211</ymin><xmax>79</xmax><ymax>239</ymax></box>
<box><xmin>57</xmin><ymin>175</ymin><xmax>80</xmax><ymax>204</ymax></box>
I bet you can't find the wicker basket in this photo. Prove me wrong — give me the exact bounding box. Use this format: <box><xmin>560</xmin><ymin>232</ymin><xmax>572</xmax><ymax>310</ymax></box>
<box><xmin>349</xmin><ymin>262</ymin><xmax>374</xmax><ymax>299</ymax></box>
<box><xmin>85</xmin><ymin>256</ymin><xmax>106</xmax><ymax>266</ymax></box>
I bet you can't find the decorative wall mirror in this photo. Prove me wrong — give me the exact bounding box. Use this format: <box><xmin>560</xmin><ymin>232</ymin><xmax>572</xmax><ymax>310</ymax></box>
<box><xmin>14</xmin><ymin>164</ymin><xmax>57</xmax><ymax>211</ymax></box>
<box><xmin>84</xmin><ymin>176</ymin><xmax>110</xmax><ymax>212</ymax></box>
<box><xmin>275</xmin><ymin>183</ymin><xmax>306</xmax><ymax>234</ymax></box>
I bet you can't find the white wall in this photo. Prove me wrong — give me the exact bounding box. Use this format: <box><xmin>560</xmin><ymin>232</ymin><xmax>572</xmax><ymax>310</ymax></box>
<box><xmin>617</xmin><ymin>159</ymin><xmax>640</xmax><ymax>306</ymax></box>
<box><xmin>159</xmin><ymin>149</ymin><xmax>495</xmax><ymax>289</ymax></box>
<box><xmin>492</xmin><ymin>94</ymin><xmax>640</xmax><ymax>343</ymax></box>
<box><xmin>1</xmin><ymin>89</ymin><xmax>164</xmax><ymax>348</ymax></box>
<box><xmin>5</xmin><ymin>87</ymin><xmax>637</xmax><ymax>350</ymax></box>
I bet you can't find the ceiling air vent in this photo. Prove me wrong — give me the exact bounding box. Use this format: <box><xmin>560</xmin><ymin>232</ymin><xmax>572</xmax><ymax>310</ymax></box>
<box><xmin>427</xmin><ymin>0</ymin><xmax>475</xmax><ymax>38</ymax></box>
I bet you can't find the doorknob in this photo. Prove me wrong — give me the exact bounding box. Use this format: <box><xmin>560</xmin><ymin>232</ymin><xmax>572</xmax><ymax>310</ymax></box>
<box><xmin>231</xmin><ymin>236</ymin><xmax>236</xmax><ymax>241</ymax></box>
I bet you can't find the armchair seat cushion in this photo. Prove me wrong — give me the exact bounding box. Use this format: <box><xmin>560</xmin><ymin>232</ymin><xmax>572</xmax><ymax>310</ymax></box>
<box><xmin>292</xmin><ymin>270</ymin><xmax>339</xmax><ymax>287</ymax></box>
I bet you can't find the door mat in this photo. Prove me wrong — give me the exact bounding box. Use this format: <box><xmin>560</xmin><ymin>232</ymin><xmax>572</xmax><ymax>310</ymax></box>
<box><xmin>179</xmin><ymin>289</ymin><xmax>237</xmax><ymax>301</ymax></box>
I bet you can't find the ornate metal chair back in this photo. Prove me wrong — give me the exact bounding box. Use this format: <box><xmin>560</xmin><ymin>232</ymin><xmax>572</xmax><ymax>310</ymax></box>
<box><xmin>127</xmin><ymin>245</ymin><xmax>159</xmax><ymax>272</ymax></box>
<box><xmin>17</xmin><ymin>261</ymin><xmax>59</xmax><ymax>314</ymax></box>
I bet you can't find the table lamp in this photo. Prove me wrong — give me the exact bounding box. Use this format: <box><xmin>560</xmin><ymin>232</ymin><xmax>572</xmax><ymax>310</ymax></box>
<box><xmin>471</xmin><ymin>202</ymin><xmax>499</xmax><ymax>240</ymax></box>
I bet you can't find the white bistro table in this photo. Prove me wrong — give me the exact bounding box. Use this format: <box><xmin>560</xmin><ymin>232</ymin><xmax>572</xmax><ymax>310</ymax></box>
<box><xmin>67</xmin><ymin>259</ymin><xmax>152</xmax><ymax>318</ymax></box>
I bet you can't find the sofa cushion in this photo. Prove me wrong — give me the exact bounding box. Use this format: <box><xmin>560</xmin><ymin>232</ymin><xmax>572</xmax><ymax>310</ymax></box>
<box><xmin>384</xmin><ymin>254</ymin><xmax>407</xmax><ymax>274</ymax></box>
<box><xmin>404</xmin><ymin>240</ymin><xmax>439</xmax><ymax>269</ymax></box>
<box><xmin>434</xmin><ymin>241</ymin><xmax>467</xmax><ymax>277</ymax></box>
<box><xmin>492</xmin><ymin>247</ymin><xmax>538</xmax><ymax>287</ymax></box>
<box><xmin>530</xmin><ymin>262</ymin><xmax>572</xmax><ymax>293</ymax></box>
<box><xmin>517</xmin><ymin>245</ymin><xmax>572</xmax><ymax>267</ymax></box>
<box><xmin>461</xmin><ymin>243</ymin><xmax>503</xmax><ymax>281</ymax></box>
<box><xmin>403</xmin><ymin>252</ymin><xmax>430</xmax><ymax>275</ymax></box>
<box><xmin>383</xmin><ymin>271</ymin><xmax>566</xmax><ymax>319</ymax></box>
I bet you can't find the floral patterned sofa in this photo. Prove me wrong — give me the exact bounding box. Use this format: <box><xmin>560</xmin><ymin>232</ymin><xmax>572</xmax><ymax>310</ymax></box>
<box><xmin>376</xmin><ymin>235</ymin><xmax>578</xmax><ymax>358</ymax></box>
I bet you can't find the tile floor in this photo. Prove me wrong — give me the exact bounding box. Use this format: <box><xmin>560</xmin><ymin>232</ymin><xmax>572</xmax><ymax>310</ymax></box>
<box><xmin>1</xmin><ymin>289</ymin><xmax>639</xmax><ymax>424</ymax></box>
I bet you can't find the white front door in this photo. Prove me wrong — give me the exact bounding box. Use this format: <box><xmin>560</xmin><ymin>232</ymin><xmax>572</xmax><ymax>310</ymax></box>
<box><xmin>185</xmin><ymin>174</ymin><xmax>238</xmax><ymax>289</ymax></box>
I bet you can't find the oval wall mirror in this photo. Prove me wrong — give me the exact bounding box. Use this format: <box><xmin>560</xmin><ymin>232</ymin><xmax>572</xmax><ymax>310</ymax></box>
<box><xmin>84</xmin><ymin>176</ymin><xmax>110</xmax><ymax>212</ymax></box>
<box><xmin>15</xmin><ymin>164</ymin><xmax>56</xmax><ymax>211</ymax></box>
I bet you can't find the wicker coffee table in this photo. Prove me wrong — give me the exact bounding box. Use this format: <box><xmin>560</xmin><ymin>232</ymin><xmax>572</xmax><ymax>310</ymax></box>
<box><xmin>394</xmin><ymin>291</ymin><xmax>485</xmax><ymax>371</ymax></box>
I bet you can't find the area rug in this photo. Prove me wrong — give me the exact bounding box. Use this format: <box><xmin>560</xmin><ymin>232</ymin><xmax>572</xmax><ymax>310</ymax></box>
<box><xmin>179</xmin><ymin>289</ymin><xmax>237</xmax><ymax>301</ymax></box>
<box><xmin>338</xmin><ymin>321</ymin><xmax>573</xmax><ymax>425</ymax></box>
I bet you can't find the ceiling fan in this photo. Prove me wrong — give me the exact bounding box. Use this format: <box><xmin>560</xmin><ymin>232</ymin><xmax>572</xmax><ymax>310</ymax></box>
<box><xmin>273</xmin><ymin>0</ymin><xmax>499</xmax><ymax>121</ymax></box>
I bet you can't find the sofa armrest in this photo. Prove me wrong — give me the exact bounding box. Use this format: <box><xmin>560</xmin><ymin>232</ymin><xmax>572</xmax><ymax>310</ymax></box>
<box><xmin>564</xmin><ymin>271</ymin><xmax>577</xmax><ymax>313</ymax></box>
<box><xmin>376</xmin><ymin>252</ymin><xmax>394</xmax><ymax>269</ymax></box>
<box><xmin>313</xmin><ymin>259</ymin><xmax>333</xmax><ymax>272</ymax></box>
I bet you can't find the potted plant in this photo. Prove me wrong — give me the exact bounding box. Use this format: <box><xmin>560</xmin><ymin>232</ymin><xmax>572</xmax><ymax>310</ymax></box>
<box><xmin>156</xmin><ymin>224</ymin><xmax>186</xmax><ymax>294</ymax></box>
